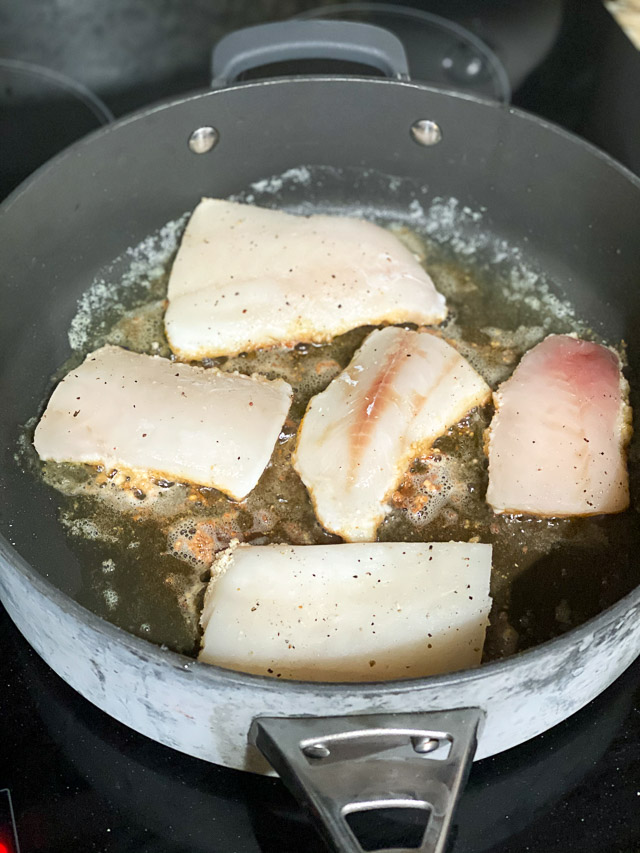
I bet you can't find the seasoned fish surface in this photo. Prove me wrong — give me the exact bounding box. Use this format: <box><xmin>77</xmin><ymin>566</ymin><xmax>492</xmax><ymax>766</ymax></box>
<box><xmin>486</xmin><ymin>334</ymin><xmax>631</xmax><ymax>516</ymax></box>
<box><xmin>34</xmin><ymin>345</ymin><xmax>292</xmax><ymax>500</ymax></box>
<box><xmin>164</xmin><ymin>199</ymin><xmax>447</xmax><ymax>358</ymax></box>
<box><xmin>293</xmin><ymin>327</ymin><xmax>491</xmax><ymax>541</ymax></box>
<box><xmin>199</xmin><ymin>541</ymin><xmax>492</xmax><ymax>681</ymax></box>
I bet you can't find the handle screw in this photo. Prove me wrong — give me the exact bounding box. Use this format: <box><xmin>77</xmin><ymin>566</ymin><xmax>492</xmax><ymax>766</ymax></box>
<box><xmin>411</xmin><ymin>120</ymin><xmax>442</xmax><ymax>146</ymax></box>
<box><xmin>411</xmin><ymin>736</ymin><xmax>440</xmax><ymax>754</ymax></box>
<box><xmin>302</xmin><ymin>743</ymin><xmax>331</xmax><ymax>760</ymax></box>
<box><xmin>188</xmin><ymin>126</ymin><xmax>219</xmax><ymax>154</ymax></box>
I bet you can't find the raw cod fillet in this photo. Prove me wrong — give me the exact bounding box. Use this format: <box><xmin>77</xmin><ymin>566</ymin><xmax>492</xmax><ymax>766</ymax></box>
<box><xmin>293</xmin><ymin>327</ymin><xmax>491</xmax><ymax>541</ymax></box>
<box><xmin>199</xmin><ymin>541</ymin><xmax>492</xmax><ymax>681</ymax></box>
<box><xmin>486</xmin><ymin>334</ymin><xmax>631</xmax><ymax>516</ymax></box>
<box><xmin>33</xmin><ymin>345</ymin><xmax>292</xmax><ymax>500</ymax></box>
<box><xmin>164</xmin><ymin>199</ymin><xmax>447</xmax><ymax>358</ymax></box>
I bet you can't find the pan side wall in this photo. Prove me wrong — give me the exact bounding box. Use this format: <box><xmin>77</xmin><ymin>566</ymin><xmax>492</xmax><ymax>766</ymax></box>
<box><xmin>2</xmin><ymin>554</ymin><xmax>639</xmax><ymax>771</ymax></box>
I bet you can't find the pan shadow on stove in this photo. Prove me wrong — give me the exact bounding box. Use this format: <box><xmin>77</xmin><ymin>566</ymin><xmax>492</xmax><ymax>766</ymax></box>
<box><xmin>2</xmin><ymin>611</ymin><xmax>637</xmax><ymax>853</ymax></box>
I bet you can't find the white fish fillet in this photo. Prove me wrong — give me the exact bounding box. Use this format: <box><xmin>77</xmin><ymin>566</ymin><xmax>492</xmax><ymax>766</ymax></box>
<box><xmin>486</xmin><ymin>334</ymin><xmax>631</xmax><ymax>516</ymax></box>
<box><xmin>33</xmin><ymin>345</ymin><xmax>292</xmax><ymax>500</ymax></box>
<box><xmin>164</xmin><ymin>199</ymin><xmax>447</xmax><ymax>358</ymax></box>
<box><xmin>199</xmin><ymin>541</ymin><xmax>492</xmax><ymax>681</ymax></box>
<box><xmin>293</xmin><ymin>327</ymin><xmax>491</xmax><ymax>541</ymax></box>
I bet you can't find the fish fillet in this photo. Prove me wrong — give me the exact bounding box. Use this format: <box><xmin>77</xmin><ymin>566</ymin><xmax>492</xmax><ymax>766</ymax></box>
<box><xmin>293</xmin><ymin>327</ymin><xmax>491</xmax><ymax>541</ymax></box>
<box><xmin>486</xmin><ymin>334</ymin><xmax>631</xmax><ymax>516</ymax></box>
<box><xmin>199</xmin><ymin>541</ymin><xmax>492</xmax><ymax>681</ymax></box>
<box><xmin>164</xmin><ymin>199</ymin><xmax>447</xmax><ymax>358</ymax></box>
<box><xmin>33</xmin><ymin>345</ymin><xmax>292</xmax><ymax>500</ymax></box>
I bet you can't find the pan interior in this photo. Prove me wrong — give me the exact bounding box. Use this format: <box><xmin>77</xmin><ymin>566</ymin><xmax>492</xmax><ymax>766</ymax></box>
<box><xmin>5</xmin><ymin>164</ymin><xmax>640</xmax><ymax>668</ymax></box>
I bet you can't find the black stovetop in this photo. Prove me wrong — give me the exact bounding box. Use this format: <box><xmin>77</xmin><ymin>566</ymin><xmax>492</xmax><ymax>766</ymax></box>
<box><xmin>2</xmin><ymin>1</ymin><xmax>640</xmax><ymax>851</ymax></box>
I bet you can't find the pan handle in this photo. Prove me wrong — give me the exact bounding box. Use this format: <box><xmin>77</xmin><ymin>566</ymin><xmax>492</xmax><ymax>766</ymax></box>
<box><xmin>249</xmin><ymin>708</ymin><xmax>483</xmax><ymax>853</ymax></box>
<box><xmin>211</xmin><ymin>20</ymin><xmax>410</xmax><ymax>88</ymax></box>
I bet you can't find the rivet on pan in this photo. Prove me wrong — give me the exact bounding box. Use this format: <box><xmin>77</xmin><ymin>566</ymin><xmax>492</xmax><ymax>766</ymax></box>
<box><xmin>411</xmin><ymin>736</ymin><xmax>439</xmax><ymax>754</ymax></box>
<box><xmin>302</xmin><ymin>743</ymin><xmax>331</xmax><ymax>760</ymax></box>
<box><xmin>188</xmin><ymin>126</ymin><xmax>219</xmax><ymax>154</ymax></box>
<box><xmin>410</xmin><ymin>120</ymin><xmax>442</xmax><ymax>147</ymax></box>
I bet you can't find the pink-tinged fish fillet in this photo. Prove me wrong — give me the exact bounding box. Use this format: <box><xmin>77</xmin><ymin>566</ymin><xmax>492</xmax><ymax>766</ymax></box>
<box><xmin>33</xmin><ymin>345</ymin><xmax>292</xmax><ymax>500</ymax></box>
<box><xmin>486</xmin><ymin>334</ymin><xmax>631</xmax><ymax>516</ymax></box>
<box><xmin>293</xmin><ymin>327</ymin><xmax>491</xmax><ymax>541</ymax></box>
<box><xmin>164</xmin><ymin>199</ymin><xmax>447</xmax><ymax>359</ymax></box>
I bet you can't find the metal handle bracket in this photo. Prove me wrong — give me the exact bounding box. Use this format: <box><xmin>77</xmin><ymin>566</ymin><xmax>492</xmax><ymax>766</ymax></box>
<box><xmin>249</xmin><ymin>708</ymin><xmax>483</xmax><ymax>853</ymax></box>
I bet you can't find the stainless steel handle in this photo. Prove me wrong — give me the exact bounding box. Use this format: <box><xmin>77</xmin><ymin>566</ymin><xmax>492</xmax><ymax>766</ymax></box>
<box><xmin>212</xmin><ymin>20</ymin><xmax>410</xmax><ymax>88</ymax></box>
<box><xmin>249</xmin><ymin>708</ymin><xmax>483</xmax><ymax>853</ymax></box>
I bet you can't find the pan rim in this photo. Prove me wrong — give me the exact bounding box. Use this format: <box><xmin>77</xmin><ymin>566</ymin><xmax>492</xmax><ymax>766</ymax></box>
<box><xmin>1</xmin><ymin>74</ymin><xmax>639</xmax><ymax>697</ymax></box>
<box><xmin>1</xmin><ymin>76</ymin><xmax>639</xmax><ymax>221</ymax></box>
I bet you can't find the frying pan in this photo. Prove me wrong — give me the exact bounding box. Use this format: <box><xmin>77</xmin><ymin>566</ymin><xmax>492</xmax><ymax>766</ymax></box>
<box><xmin>1</xmin><ymin>20</ymin><xmax>640</xmax><ymax>853</ymax></box>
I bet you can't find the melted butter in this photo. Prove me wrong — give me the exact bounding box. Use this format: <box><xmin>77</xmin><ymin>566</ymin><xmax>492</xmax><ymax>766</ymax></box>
<box><xmin>26</xmin><ymin>216</ymin><xmax>640</xmax><ymax>662</ymax></box>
